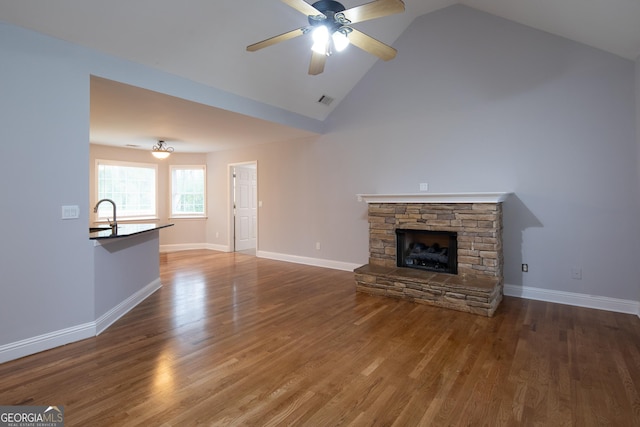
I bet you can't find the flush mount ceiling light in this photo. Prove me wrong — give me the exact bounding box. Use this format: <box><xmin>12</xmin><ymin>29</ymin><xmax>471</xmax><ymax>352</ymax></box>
<box><xmin>247</xmin><ymin>0</ymin><xmax>405</xmax><ymax>75</ymax></box>
<box><xmin>151</xmin><ymin>140</ymin><xmax>174</xmax><ymax>159</ymax></box>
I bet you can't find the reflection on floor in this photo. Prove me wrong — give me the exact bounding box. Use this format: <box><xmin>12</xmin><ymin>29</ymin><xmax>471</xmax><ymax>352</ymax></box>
<box><xmin>236</xmin><ymin>248</ymin><xmax>256</xmax><ymax>256</ymax></box>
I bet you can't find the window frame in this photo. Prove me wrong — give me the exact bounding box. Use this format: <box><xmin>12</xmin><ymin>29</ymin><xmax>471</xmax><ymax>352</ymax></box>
<box><xmin>169</xmin><ymin>164</ymin><xmax>207</xmax><ymax>219</ymax></box>
<box><xmin>94</xmin><ymin>158</ymin><xmax>159</xmax><ymax>222</ymax></box>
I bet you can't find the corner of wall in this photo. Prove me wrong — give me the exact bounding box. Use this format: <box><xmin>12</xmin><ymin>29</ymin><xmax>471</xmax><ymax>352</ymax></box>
<box><xmin>636</xmin><ymin>54</ymin><xmax>640</xmax><ymax>307</ymax></box>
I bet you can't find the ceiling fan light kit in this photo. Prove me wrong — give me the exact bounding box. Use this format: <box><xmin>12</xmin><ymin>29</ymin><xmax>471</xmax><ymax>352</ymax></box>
<box><xmin>247</xmin><ymin>0</ymin><xmax>405</xmax><ymax>75</ymax></box>
<box><xmin>332</xmin><ymin>28</ymin><xmax>351</xmax><ymax>51</ymax></box>
<box><xmin>311</xmin><ymin>25</ymin><xmax>331</xmax><ymax>53</ymax></box>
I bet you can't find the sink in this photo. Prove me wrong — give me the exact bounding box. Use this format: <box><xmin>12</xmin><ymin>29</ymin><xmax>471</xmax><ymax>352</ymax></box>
<box><xmin>90</xmin><ymin>226</ymin><xmax>112</xmax><ymax>232</ymax></box>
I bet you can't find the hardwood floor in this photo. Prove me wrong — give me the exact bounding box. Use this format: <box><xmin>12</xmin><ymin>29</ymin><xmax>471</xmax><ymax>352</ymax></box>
<box><xmin>1</xmin><ymin>250</ymin><xmax>640</xmax><ymax>426</ymax></box>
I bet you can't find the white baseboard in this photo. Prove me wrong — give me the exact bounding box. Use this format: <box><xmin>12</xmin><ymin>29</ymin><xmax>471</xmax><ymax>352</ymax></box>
<box><xmin>0</xmin><ymin>322</ymin><xmax>96</xmax><ymax>364</ymax></box>
<box><xmin>95</xmin><ymin>278</ymin><xmax>162</xmax><ymax>335</ymax></box>
<box><xmin>251</xmin><ymin>252</ymin><xmax>640</xmax><ymax>316</ymax></box>
<box><xmin>256</xmin><ymin>250</ymin><xmax>361</xmax><ymax>272</ymax></box>
<box><xmin>160</xmin><ymin>243</ymin><xmax>230</xmax><ymax>253</ymax></box>
<box><xmin>205</xmin><ymin>243</ymin><xmax>231</xmax><ymax>252</ymax></box>
<box><xmin>162</xmin><ymin>245</ymin><xmax>358</xmax><ymax>271</ymax></box>
<box><xmin>504</xmin><ymin>283</ymin><xmax>640</xmax><ymax>316</ymax></box>
<box><xmin>0</xmin><ymin>278</ymin><xmax>162</xmax><ymax>364</ymax></box>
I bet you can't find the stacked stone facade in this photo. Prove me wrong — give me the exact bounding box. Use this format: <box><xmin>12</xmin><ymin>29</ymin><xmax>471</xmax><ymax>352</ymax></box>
<box><xmin>355</xmin><ymin>202</ymin><xmax>505</xmax><ymax>316</ymax></box>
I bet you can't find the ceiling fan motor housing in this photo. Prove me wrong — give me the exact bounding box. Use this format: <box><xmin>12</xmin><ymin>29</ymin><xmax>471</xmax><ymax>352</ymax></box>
<box><xmin>309</xmin><ymin>0</ymin><xmax>347</xmax><ymax>31</ymax></box>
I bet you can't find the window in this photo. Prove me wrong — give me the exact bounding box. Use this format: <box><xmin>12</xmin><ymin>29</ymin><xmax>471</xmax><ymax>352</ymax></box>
<box><xmin>171</xmin><ymin>165</ymin><xmax>206</xmax><ymax>218</ymax></box>
<box><xmin>95</xmin><ymin>159</ymin><xmax>158</xmax><ymax>220</ymax></box>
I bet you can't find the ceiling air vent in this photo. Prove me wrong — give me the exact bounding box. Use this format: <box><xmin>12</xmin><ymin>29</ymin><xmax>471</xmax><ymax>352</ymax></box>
<box><xmin>317</xmin><ymin>95</ymin><xmax>334</xmax><ymax>106</ymax></box>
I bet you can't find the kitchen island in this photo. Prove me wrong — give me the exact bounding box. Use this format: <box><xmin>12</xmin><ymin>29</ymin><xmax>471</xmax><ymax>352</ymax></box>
<box><xmin>91</xmin><ymin>223</ymin><xmax>173</xmax><ymax>334</ymax></box>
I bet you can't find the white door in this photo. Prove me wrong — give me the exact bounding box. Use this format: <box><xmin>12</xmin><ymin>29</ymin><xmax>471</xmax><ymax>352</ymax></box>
<box><xmin>234</xmin><ymin>165</ymin><xmax>257</xmax><ymax>252</ymax></box>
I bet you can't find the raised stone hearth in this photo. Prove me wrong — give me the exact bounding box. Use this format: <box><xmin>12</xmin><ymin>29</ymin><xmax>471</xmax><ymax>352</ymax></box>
<box><xmin>354</xmin><ymin>193</ymin><xmax>509</xmax><ymax>317</ymax></box>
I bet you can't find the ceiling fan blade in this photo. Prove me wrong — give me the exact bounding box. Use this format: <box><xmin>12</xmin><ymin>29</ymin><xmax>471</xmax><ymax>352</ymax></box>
<box><xmin>347</xmin><ymin>28</ymin><xmax>397</xmax><ymax>61</ymax></box>
<box><xmin>309</xmin><ymin>50</ymin><xmax>326</xmax><ymax>75</ymax></box>
<box><xmin>281</xmin><ymin>0</ymin><xmax>326</xmax><ymax>19</ymax></box>
<box><xmin>339</xmin><ymin>0</ymin><xmax>405</xmax><ymax>24</ymax></box>
<box><xmin>247</xmin><ymin>27</ymin><xmax>308</xmax><ymax>52</ymax></box>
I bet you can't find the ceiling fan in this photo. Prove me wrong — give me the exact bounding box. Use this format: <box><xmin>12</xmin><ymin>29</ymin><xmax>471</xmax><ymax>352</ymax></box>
<box><xmin>247</xmin><ymin>0</ymin><xmax>405</xmax><ymax>75</ymax></box>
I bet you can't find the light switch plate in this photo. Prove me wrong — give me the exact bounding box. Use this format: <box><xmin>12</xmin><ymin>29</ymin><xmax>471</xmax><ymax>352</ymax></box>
<box><xmin>61</xmin><ymin>205</ymin><xmax>80</xmax><ymax>219</ymax></box>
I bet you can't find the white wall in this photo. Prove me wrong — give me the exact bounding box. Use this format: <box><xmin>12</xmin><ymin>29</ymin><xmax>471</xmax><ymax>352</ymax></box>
<box><xmin>210</xmin><ymin>6</ymin><xmax>640</xmax><ymax>302</ymax></box>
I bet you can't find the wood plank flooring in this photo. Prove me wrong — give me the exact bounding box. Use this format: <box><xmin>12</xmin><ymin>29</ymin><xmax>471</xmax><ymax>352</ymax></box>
<box><xmin>1</xmin><ymin>250</ymin><xmax>640</xmax><ymax>426</ymax></box>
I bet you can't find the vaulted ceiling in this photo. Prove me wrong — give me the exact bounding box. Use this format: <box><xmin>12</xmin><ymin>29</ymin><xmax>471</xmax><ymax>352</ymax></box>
<box><xmin>2</xmin><ymin>0</ymin><xmax>639</xmax><ymax>152</ymax></box>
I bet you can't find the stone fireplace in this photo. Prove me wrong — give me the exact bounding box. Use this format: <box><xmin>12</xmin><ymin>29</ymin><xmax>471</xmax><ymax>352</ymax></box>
<box><xmin>354</xmin><ymin>193</ymin><xmax>509</xmax><ymax>317</ymax></box>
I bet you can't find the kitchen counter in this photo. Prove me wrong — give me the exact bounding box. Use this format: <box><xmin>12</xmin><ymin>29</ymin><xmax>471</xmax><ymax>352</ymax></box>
<box><xmin>89</xmin><ymin>222</ymin><xmax>173</xmax><ymax>240</ymax></box>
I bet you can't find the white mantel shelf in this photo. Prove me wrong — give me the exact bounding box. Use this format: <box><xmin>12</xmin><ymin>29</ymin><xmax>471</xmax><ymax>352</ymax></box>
<box><xmin>357</xmin><ymin>192</ymin><xmax>512</xmax><ymax>204</ymax></box>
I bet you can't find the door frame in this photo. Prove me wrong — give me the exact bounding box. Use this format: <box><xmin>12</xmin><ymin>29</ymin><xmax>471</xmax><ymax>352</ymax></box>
<box><xmin>228</xmin><ymin>161</ymin><xmax>258</xmax><ymax>252</ymax></box>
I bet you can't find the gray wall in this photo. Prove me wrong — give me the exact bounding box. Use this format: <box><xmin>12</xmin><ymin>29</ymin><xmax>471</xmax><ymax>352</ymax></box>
<box><xmin>637</xmin><ymin>54</ymin><xmax>640</xmax><ymax>303</ymax></box>
<box><xmin>0</xmin><ymin>21</ymin><xmax>321</xmax><ymax>351</ymax></box>
<box><xmin>0</xmin><ymin>23</ymin><xmax>95</xmax><ymax>345</ymax></box>
<box><xmin>209</xmin><ymin>6</ymin><xmax>640</xmax><ymax>301</ymax></box>
<box><xmin>329</xmin><ymin>6</ymin><xmax>640</xmax><ymax>300</ymax></box>
<box><xmin>1</xmin><ymin>4</ymin><xmax>639</xmax><ymax>355</ymax></box>
<box><xmin>94</xmin><ymin>232</ymin><xmax>159</xmax><ymax>320</ymax></box>
<box><xmin>327</xmin><ymin>6</ymin><xmax>640</xmax><ymax>301</ymax></box>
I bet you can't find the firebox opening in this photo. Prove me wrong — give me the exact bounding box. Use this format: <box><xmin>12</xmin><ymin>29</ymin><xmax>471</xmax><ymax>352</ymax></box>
<box><xmin>396</xmin><ymin>229</ymin><xmax>458</xmax><ymax>274</ymax></box>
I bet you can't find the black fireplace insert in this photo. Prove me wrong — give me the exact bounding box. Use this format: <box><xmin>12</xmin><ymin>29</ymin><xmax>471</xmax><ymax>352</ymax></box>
<box><xmin>396</xmin><ymin>229</ymin><xmax>457</xmax><ymax>274</ymax></box>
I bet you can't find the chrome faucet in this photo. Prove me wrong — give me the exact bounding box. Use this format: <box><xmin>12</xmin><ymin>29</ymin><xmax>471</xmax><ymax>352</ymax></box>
<box><xmin>94</xmin><ymin>198</ymin><xmax>117</xmax><ymax>228</ymax></box>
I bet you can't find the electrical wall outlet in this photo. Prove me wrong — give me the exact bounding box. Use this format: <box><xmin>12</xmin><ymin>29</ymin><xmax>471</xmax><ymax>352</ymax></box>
<box><xmin>419</xmin><ymin>183</ymin><xmax>429</xmax><ymax>191</ymax></box>
<box><xmin>571</xmin><ymin>267</ymin><xmax>582</xmax><ymax>280</ymax></box>
<box><xmin>315</xmin><ymin>242</ymin><xmax>321</xmax><ymax>250</ymax></box>
<box><xmin>521</xmin><ymin>264</ymin><xmax>528</xmax><ymax>272</ymax></box>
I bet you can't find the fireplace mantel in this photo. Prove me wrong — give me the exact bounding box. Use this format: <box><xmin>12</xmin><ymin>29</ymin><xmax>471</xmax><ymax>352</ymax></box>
<box><xmin>357</xmin><ymin>192</ymin><xmax>511</xmax><ymax>204</ymax></box>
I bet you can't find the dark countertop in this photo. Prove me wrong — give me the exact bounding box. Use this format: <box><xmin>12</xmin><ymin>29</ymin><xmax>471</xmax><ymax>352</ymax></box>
<box><xmin>89</xmin><ymin>223</ymin><xmax>174</xmax><ymax>240</ymax></box>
